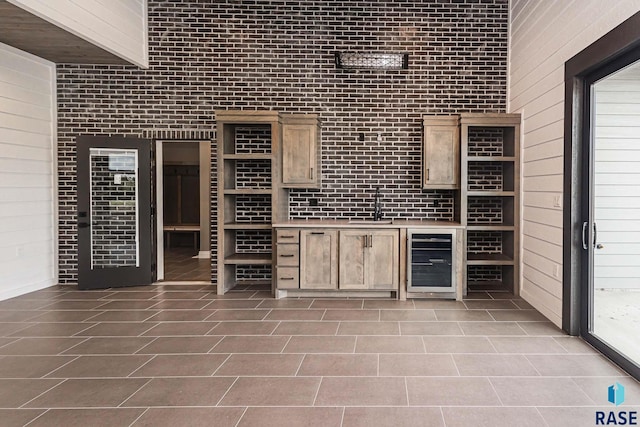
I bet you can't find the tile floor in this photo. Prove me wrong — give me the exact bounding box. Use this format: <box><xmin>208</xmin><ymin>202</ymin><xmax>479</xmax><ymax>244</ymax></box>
<box><xmin>163</xmin><ymin>247</ymin><xmax>210</xmax><ymax>282</ymax></box>
<box><xmin>594</xmin><ymin>289</ymin><xmax>640</xmax><ymax>365</ymax></box>
<box><xmin>0</xmin><ymin>283</ymin><xmax>638</xmax><ymax>427</ymax></box>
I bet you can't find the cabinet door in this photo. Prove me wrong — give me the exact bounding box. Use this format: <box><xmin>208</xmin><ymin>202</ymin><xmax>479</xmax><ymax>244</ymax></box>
<box><xmin>338</xmin><ymin>231</ymin><xmax>367</xmax><ymax>289</ymax></box>
<box><xmin>367</xmin><ymin>230</ymin><xmax>399</xmax><ymax>290</ymax></box>
<box><xmin>300</xmin><ymin>230</ymin><xmax>337</xmax><ymax>289</ymax></box>
<box><xmin>282</xmin><ymin>124</ymin><xmax>317</xmax><ymax>187</ymax></box>
<box><xmin>423</xmin><ymin>124</ymin><xmax>460</xmax><ymax>189</ymax></box>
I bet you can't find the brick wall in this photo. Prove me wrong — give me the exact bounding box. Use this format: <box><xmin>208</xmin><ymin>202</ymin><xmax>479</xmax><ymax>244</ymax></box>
<box><xmin>89</xmin><ymin>153</ymin><xmax>138</xmax><ymax>267</ymax></box>
<box><xmin>467</xmin><ymin>196</ymin><xmax>504</xmax><ymax>225</ymax></box>
<box><xmin>467</xmin><ymin>127</ymin><xmax>505</xmax><ymax>156</ymax></box>
<box><xmin>467</xmin><ymin>161</ymin><xmax>503</xmax><ymax>191</ymax></box>
<box><xmin>57</xmin><ymin>0</ymin><xmax>508</xmax><ymax>283</ymax></box>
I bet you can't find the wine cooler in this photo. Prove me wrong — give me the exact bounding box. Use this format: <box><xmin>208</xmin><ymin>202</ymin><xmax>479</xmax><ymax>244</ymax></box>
<box><xmin>407</xmin><ymin>229</ymin><xmax>456</xmax><ymax>295</ymax></box>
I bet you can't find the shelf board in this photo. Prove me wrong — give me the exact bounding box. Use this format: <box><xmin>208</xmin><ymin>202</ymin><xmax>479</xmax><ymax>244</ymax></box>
<box><xmin>467</xmin><ymin>253</ymin><xmax>514</xmax><ymax>265</ymax></box>
<box><xmin>223</xmin><ymin>253</ymin><xmax>273</xmax><ymax>265</ymax></box>
<box><xmin>233</xmin><ymin>280</ymin><xmax>272</xmax><ymax>287</ymax></box>
<box><xmin>467</xmin><ymin>280</ymin><xmax>512</xmax><ymax>292</ymax></box>
<box><xmin>466</xmin><ymin>191</ymin><xmax>515</xmax><ymax>197</ymax></box>
<box><xmin>223</xmin><ymin>223</ymin><xmax>272</xmax><ymax>230</ymax></box>
<box><xmin>223</xmin><ymin>189</ymin><xmax>272</xmax><ymax>195</ymax></box>
<box><xmin>223</xmin><ymin>154</ymin><xmax>272</xmax><ymax>160</ymax></box>
<box><xmin>466</xmin><ymin>156</ymin><xmax>516</xmax><ymax>162</ymax></box>
<box><xmin>466</xmin><ymin>225</ymin><xmax>515</xmax><ymax>231</ymax></box>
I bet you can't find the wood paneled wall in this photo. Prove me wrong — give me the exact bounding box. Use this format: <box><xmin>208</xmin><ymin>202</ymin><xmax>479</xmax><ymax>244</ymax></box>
<box><xmin>0</xmin><ymin>42</ymin><xmax>56</xmax><ymax>299</ymax></box>
<box><xmin>509</xmin><ymin>0</ymin><xmax>640</xmax><ymax>326</ymax></box>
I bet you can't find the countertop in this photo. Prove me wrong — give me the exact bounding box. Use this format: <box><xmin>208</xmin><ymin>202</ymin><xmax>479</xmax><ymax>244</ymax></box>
<box><xmin>272</xmin><ymin>219</ymin><xmax>464</xmax><ymax>229</ymax></box>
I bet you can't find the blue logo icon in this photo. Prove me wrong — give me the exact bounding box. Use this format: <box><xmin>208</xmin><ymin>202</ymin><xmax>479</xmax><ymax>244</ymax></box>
<box><xmin>608</xmin><ymin>382</ymin><xmax>625</xmax><ymax>406</ymax></box>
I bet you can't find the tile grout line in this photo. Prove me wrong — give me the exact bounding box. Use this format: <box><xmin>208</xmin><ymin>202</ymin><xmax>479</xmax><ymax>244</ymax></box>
<box><xmin>214</xmin><ymin>376</ymin><xmax>240</xmax><ymax>407</ymax></box>
<box><xmin>438</xmin><ymin>406</ymin><xmax>448</xmax><ymax>427</ymax></box>
<box><xmin>404</xmin><ymin>376</ymin><xmax>410</xmax><ymax>406</ymax></box>
<box><xmin>129</xmin><ymin>407</ymin><xmax>151</xmax><ymax>427</ymax></box>
<box><xmin>127</xmin><ymin>353</ymin><xmax>158</xmax><ymax>378</ymax></box>
<box><xmin>18</xmin><ymin>378</ymin><xmax>69</xmax><ymax>410</ymax></box>
<box><xmin>118</xmin><ymin>377</ymin><xmax>154</xmax><ymax>408</ymax></box>
<box><xmin>233</xmin><ymin>407</ymin><xmax>249</xmax><ymax>427</ymax></box>
<box><xmin>210</xmin><ymin>353</ymin><xmax>233</xmax><ymax>376</ymax></box>
<box><xmin>311</xmin><ymin>376</ymin><xmax>323</xmax><ymax>407</ymax></box>
<box><xmin>23</xmin><ymin>409</ymin><xmax>50</xmax><ymax>427</ymax></box>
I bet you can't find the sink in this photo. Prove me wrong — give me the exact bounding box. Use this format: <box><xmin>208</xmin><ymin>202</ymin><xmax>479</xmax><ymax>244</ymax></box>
<box><xmin>347</xmin><ymin>219</ymin><xmax>393</xmax><ymax>224</ymax></box>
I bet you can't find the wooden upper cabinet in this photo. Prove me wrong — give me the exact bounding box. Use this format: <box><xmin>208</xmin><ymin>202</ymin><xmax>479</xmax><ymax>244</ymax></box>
<box><xmin>422</xmin><ymin>115</ymin><xmax>460</xmax><ymax>189</ymax></box>
<box><xmin>281</xmin><ymin>114</ymin><xmax>320</xmax><ymax>188</ymax></box>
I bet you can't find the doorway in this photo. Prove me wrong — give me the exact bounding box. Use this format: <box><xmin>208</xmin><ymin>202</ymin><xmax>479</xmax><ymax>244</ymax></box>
<box><xmin>156</xmin><ymin>140</ymin><xmax>211</xmax><ymax>282</ymax></box>
<box><xmin>582</xmin><ymin>57</ymin><xmax>640</xmax><ymax>375</ymax></box>
<box><xmin>564</xmin><ymin>12</ymin><xmax>640</xmax><ymax>381</ymax></box>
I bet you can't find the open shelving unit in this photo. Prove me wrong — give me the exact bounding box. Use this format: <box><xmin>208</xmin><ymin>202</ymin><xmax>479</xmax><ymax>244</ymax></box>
<box><xmin>460</xmin><ymin>113</ymin><xmax>520</xmax><ymax>294</ymax></box>
<box><xmin>216</xmin><ymin>110</ymin><xmax>288</xmax><ymax>294</ymax></box>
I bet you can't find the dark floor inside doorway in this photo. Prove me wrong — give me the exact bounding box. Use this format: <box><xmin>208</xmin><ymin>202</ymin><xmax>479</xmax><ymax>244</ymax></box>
<box><xmin>163</xmin><ymin>247</ymin><xmax>210</xmax><ymax>282</ymax></box>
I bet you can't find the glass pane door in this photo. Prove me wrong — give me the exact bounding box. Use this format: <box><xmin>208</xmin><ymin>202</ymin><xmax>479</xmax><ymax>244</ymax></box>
<box><xmin>77</xmin><ymin>136</ymin><xmax>152</xmax><ymax>290</ymax></box>
<box><xmin>589</xmin><ymin>60</ymin><xmax>640</xmax><ymax>369</ymax></box>
<box><xmin>90</xmin><ymin>148</ymin><xmax>140</xmax><ymax>269</ymax></box>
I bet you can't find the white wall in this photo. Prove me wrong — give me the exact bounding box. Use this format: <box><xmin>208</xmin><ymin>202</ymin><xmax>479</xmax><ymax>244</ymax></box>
<box><xmin>509</xmin><ymin>0</ymin><xmax>640</xmax><ymax>326</ymax></box>
<box><xmin>593</xmin><ymin>68</ymin><xmax>640</xmax><ymax>290</ymax></box>
<box><xmin>0</xmin><ymin>42</ymin><xmax>57</xmax><ymax>300</ymax></box>
<box><xmin>7</xmin><ymin>0</ymin><xmax>148</xmax><ymax>68</ymax></box>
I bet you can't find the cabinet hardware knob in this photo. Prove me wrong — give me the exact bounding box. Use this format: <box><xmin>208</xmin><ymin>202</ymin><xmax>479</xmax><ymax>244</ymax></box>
<box><xmin>280</xmin><ymin>254</ymin><xmax>295</xmax><ymax>257</ymax></box>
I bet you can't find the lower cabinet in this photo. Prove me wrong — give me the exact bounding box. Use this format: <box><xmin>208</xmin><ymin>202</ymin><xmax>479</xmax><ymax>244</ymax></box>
<box><xmin>276</xmin><ymin>227</ymin><xmax>400</xmax><ymax>292</ymax></box>
<box><xmin>300</xmin><ymin>229</ymin><xmax>338</xmax><ymax>289</ymax></box>
<box><xmin>339</xmin><ymin>230</ymin><xmax>399</xmax><ymax>290</ymax></box>
<box><xmin>275</xmin><ymin>225</ymin><xmax>459</xmax><ymax>298</ymax></box>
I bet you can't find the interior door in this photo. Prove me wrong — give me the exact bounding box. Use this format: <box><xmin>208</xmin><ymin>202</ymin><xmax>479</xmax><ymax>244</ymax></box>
<box><xmin>581</xmin><ymin>58</ymin><xmax>640</xmax><ymax>376</ymax></box>
<box><xmin>77</xmin><ymin>136</ymin><xmax>153</xmax><ymax>289</ymax></box>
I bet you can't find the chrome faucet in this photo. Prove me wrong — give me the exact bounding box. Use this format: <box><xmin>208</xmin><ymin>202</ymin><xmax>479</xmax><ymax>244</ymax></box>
<box><xmin>373</xmin><ymin>187</ymin><xmax>383</xmax><ymax>221</ymax></box>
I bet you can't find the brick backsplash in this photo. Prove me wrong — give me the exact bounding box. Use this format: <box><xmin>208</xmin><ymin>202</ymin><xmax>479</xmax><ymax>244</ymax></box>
<box><xmin>467</xmin><ymin>265</ymin><xmax>502</xmax><ymax>283</ymax></box>
<box><xmin>467</xmin><ymin>230</ymin><xmax>503</xmax><ymax>255</ymax></box>
<box><xmin>234</xmin><ymin>194</ymin><xmax>273</xmax><ymax>223</ymax></box>
<box><xmin>467</xmin><ymin>196</ymin><xmax>504</xmax><ymax>225</ymax></box>
<box><xmin>467</xmin><ymin>127</ymin><xmax>505</xmax><ymax>156</ymax></box>
<box><xmin>233</xmin><ymin>127</ymin><xmax>272</xmax><ymax>155</ymax></box>
<box><xmin>56</xmin><ymin>0</ymin><xmax>508</xmax><ymax>283</ymax></box>
<box><xmin>467</xmin><ymin>161</ymin><xmax>503</xmax><ymax>191</ymax></box>
<box><xmin>236</xmin><ymin>266</ymin><xmax>273</xmax><ymax>282</ymax></box>
<box><xmin>235</xmin><ymin>230</ymin><xmax>273</xmax><ymax>254</ymax></box>
<box><xmin>233</xmin><ymin>159</ymin><xmax>272</xmax><ymax>189</ymax></box>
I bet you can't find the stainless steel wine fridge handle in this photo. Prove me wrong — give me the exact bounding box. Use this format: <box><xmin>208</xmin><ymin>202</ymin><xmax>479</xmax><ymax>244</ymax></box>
<box><xmin>582</xmin><ymin>222</ymin><xmax>588</xmax><ymax>250</ymax></box>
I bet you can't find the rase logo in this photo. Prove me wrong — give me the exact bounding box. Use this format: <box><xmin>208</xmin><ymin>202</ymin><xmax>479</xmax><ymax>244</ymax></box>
<box><xmin>596</xmin><ymin>382</ymin><xmax>637</xmax><ymax>425</ymax></box>
<box><xmin>609</xmin><ymin>383</ymin><xmax>626</xmax><ymax>406</ymax></box>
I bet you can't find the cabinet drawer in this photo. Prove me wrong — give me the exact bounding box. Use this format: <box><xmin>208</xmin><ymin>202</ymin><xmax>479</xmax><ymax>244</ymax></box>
<box><xmin>276</xmin><ymin>244</ymin><xmax>299</xmax><ymax>266</ymax></box>
<box><xmin>276</xmin><ymin>229</ymin><xmax>300</xmax><ymax>244</ymax></box>
<box><xmin>276</xmin><ymin>267</ymin><xmax>299</xmax><ymax>289</ymax></box>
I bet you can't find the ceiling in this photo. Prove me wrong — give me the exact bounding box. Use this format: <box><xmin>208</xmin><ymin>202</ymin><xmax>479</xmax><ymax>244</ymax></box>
<box><xmin>0</xmin><ymin>0</ymin><xmax>130</xmax><ymax>64</ymax></box>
